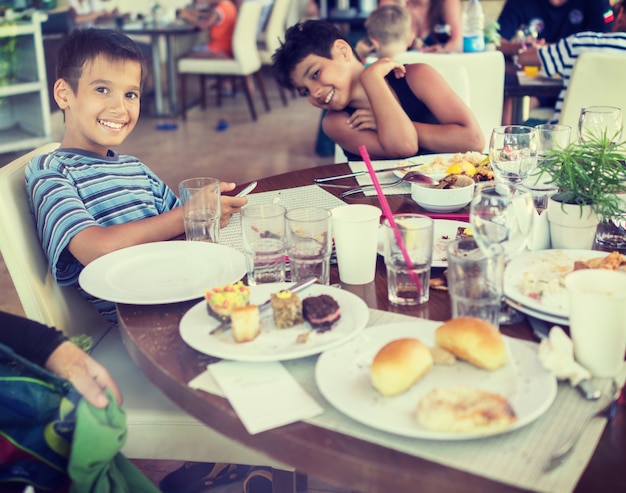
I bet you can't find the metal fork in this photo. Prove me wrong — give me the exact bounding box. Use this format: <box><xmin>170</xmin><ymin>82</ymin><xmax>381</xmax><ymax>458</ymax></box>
<box><xmin>543</xmin><ymin>379</ymin><xmax>620</xmax><ymax>472</ymax></box>
<box><xmin>340</xmin><ymin>179</ymin><xmax>405</xmax><ymax>198</ymax></box>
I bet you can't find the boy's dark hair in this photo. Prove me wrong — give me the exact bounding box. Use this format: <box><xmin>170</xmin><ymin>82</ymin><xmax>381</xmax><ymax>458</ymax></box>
<box><xmin>272</xmin><ymin>20</ymin><xmax>351</xmax><ymax>90</ymax></box>
<box><xmin>56</xmin><ymin>28</ymin><xmax>147</xmax><ymax>92</ymax></box>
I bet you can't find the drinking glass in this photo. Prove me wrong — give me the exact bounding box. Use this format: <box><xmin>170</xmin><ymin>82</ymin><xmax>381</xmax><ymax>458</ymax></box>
<box><xmin>578</xmin><ymin>106</ymin><xmax>623</xmax><ymax>144</ymax></box>
<box><xmin>523</xmin><ymin>123</ymin><xmax>571</xmax><ymax>211</ymax></box>
<box><xmin>470</xmin><ymin>182</ymin><xmax>535</xmax><ymax>324</ymax></box>
<box><xmin>489</xmin><ymin>125</ymin><xmax>538</xmax><ymax>194</ymax></box>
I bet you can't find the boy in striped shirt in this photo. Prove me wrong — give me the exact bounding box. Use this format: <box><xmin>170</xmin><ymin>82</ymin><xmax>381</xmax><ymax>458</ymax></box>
<box><xmin>26</xmin><ymin>29</ymin><xmax>247</xmax><ymax>322</ymax></box>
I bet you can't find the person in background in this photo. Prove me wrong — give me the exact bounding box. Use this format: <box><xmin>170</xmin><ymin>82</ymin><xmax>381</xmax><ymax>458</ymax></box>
<box><xmin>356</xmin><ymin>4</ymin><xmax>415</xmax><ymax>62</ymax></box>
<box><xmin>0</xmin><ymin>310</ymin><xmax>121</xmax><ymax>409</ymax></box>
<box><xmin>517</xmin><ymin>0</ymin><xmax>626</xmax><ymax>124</ymax></box>
<box><xmin>68</xmin><ymin>0</ymin><xmax>118</xmax><ymax>27</ymax></box>
<box><xmin>272</xmin><ymin>20</ymin><xmax>484</xmax><ymax>161</ymax></box>
<box><xmin>25</xmin><ymin>29</ymin><xmax>247</xmax><ymax>324</ymax></box>
<box><xmin>379</xmin><ymin>0</ymin><xmax>463</xmax><ymax>52</ymax></box>
<box><xmin>178</xmin><ymin>0</ymin><xmax>238</xmax><ymax>58</ymax></box>
<box><xmin>498</xmin><ymin>0</ymin><xmax>615</xmax><ymax>57</ymax></box>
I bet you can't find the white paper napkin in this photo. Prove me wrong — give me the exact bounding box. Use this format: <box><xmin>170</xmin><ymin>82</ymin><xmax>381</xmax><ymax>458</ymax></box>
<box><xmin>203</xmin><ymin>360</ymin><xmax>324</xmax><ymax>435</ymax></box>
<box><xmin>538</xmin><ymin>326</ymin><xmax>592</xmax><ymax>386</ymax></box>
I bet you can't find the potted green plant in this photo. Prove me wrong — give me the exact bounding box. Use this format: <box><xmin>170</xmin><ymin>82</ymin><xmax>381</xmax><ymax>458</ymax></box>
<box><xmin>538</xmin><ymin>133</ymin><xmax>626</xmax><ymax>249</ymax></box>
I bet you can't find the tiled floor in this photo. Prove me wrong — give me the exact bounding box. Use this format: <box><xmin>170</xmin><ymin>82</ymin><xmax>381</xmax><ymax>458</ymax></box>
<box><xmin>0</xmin><ymin>72</ymin><xmax>349</xmax><ymax>492</ymax></box>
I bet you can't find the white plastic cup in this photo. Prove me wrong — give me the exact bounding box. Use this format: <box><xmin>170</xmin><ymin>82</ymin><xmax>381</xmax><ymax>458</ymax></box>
<box><xmin>179</xmin><ymin>177</ymin><xmax>221</xmax><ymax>243</ymax></box>
<box><xmin>331</xmin><ymin>204</ymin><xmax>382</xmax><ymax>285</ymax></box>
<box><xmin>564</xmin><ymin>269</ymin><xmax>626</xmax><ymax>377</ymax></box>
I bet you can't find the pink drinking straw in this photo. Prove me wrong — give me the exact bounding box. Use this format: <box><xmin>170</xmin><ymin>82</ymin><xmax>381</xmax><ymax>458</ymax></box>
<box><xmin>359</xmin><ymin>145</ymin><xmax>420</xmax><ymax>290</ymax></box>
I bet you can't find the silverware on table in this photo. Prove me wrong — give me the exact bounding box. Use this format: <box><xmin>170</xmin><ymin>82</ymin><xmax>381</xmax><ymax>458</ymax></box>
<box><xmin>313</xmin><ymin>162</ymin><xmax>423</xmax><ymax>183</ymax></box>
<box><xmin>339</xmin><ymin>171</ymin><xmax>438</xmax><ymax>198</ymax></box>
<box><xmin>543</xmin><ymin>379</ymin><xmax>620</xmax><ymax>473</ymax></box>
<box><xmin>208</xmin><ymin>277</ymin><xmax>319</xmax><ymax>335</ymax></box>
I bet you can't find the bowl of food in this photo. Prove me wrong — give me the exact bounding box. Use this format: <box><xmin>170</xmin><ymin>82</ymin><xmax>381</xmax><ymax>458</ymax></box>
<box><xmin>411</xmin><ymin>174</ymin><xmax>475</xmax><ymax>213</ymax></box>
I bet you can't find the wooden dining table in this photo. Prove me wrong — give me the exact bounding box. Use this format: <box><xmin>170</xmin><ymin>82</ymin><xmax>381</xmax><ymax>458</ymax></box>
<box><xmin>117</xmin><ymin>162</ymin><xmax>625</xmax><ymax>493</ymax></box>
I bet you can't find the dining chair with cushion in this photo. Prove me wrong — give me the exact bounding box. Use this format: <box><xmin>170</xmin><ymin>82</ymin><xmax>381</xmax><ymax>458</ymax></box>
<box><xmin>178</xmin><ymin>1</ymin><xmax>271</xmax><ymax>122</ymax></box>
<box><xmin>0</xmin><ymin>143</ymin><xmax>300</xmax><ymax>492</ymax></box>
<box><xmin>392</xmin><ymin>50</ymin><xmax>506</xmax><ymax>153</ymax></box>
<box><xmin>258</xmin><ymin>0</ymin><xmax>293</xmax><ymax>106</ymax></box>
<box><xmin>558</xmin><ymin>51</ymin><xmax>626</xmax><ymax>136</ymax></box>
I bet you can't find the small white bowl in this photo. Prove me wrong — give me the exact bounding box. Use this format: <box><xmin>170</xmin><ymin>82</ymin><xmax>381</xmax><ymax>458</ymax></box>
<box><xmin>410</xmin><ymin>175</ymin><xmax>475</xmax><ymax>213</ymax></box>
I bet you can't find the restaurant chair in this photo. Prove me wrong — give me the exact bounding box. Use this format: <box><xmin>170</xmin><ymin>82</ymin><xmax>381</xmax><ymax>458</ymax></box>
<box><xmin>392</xmin><ymin>50</ymin><xmax>506</xmax><ymax>153</ymax></box>
<box><xmin>558</xmin><ymin>51</ymin><xmax>626</xmax><ymax>136</ymax></box>
<box><xmin>0</xmin><ymin>143</ymin><xmax>301</xmax><ymax>492</ymax></box>
<box><xmin>333</xmin><ymin>60</ymin><xmax>471</xmax><ymax>163</ymax></box>
<box><xmin>178</xmin><ymin>1</ymin><xmax>271</xmax><ymax>122</ymax></box>
<box><xmin>258</xmin><ymin>0</ymin><xmax>293</xmax><ymax>106</ymax></box>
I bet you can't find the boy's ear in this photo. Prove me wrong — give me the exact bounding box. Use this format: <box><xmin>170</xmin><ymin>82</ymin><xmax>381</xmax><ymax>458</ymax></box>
<box><xmin>334</xmin><ymin>39</ymin><xmax>354</xmax><ymax>60</ymax></box>
<box><xmin>53</xmin><ymin>78</ymin><xmax>71</xmax><ymax>110</ymax></box>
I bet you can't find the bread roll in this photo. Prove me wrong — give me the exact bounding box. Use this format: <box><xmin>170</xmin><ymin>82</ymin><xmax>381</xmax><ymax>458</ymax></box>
<box><xmin>435</xmin><ymin>317</ymin><xmax>507</xmax><ymax>370</ymax></box>
<box><xmin>371</xmin><ymin>338</ymin><xmax>433</xmax><ymax>396</ymax></box>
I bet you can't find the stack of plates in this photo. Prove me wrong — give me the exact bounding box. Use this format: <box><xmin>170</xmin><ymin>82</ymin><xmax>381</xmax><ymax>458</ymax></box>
<box><xmin>503</xmin><ymin>249</ymin><xmax>608</xmax><ymax>325</ymax></box>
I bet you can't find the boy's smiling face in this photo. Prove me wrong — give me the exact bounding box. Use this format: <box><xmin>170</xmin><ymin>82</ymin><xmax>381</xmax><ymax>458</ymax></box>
<box><xmin>290</xmin><ymin>40</ymin><xmax>357</xmax><ymax>111</ymax></box>
<box><xmin>54</xmin><ymin>55</ymin><xmax>142</xmax><ymax>155</ymax></box>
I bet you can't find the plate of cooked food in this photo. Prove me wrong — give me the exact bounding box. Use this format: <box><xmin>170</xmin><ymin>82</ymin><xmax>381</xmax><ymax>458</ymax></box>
<box><xmin>393</xmin><ymin>152</ymin><xmax>493</xmax><ymax>182</ymax></box>
<box><xmin>315</xmin><ymin>317</ymin><xmax>556</xmax><ymax>440</ymax></box>
<box><xmin>180</xmin><ymin>281</ymin><xmax>369</xmax><ymax>361</ymax></box>
<box><xmin>504</xmin><ymin>249</ymin><xmax>624</xmax><ymax>321</ymax></box>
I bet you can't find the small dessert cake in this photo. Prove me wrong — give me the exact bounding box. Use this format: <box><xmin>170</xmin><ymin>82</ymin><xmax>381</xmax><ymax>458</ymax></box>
<box><xmin>270</xmin><ymin>289</ymin><xmax>303</xmax><ymax>328</ymax></box>
<box><xmin>302</xmin><ymin>294</ymin><xmax>341</xmax><ymax>332</ymax></box>
<box><xmin>231</xmin><ymin>305</ymin><xmax>260</xmax><ymax>343</ymax></box>
<box><xmin>456</xmin><ymin>226</ymin><xmax>473</xmax><ymax>240</ymax></box>
<box><xmin>206</xmin><ymin>281</ymin><xmax>250</xmax><ymax>318</ymax></box>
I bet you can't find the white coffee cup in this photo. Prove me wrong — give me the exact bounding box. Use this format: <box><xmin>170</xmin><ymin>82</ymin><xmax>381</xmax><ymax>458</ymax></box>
<box><xmin>331</xmin><ymin>204</ymin><xmax>382</xmax><ymax>285</ymax></box>
<box><xmin>564</xmin><ymin>269</ymin><xmax>626</xmax><ymax>377</ymax></box>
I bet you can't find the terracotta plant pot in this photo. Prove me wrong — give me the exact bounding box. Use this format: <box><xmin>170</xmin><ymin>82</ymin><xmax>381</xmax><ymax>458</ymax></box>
<box><xmin>546</xmin><ymin>197</ymin><xmax>599</xmax><ymax>250</ymax></box>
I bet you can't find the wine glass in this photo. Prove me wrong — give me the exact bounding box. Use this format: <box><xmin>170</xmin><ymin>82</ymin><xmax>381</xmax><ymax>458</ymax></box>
<box><xmin>489</xmin><ymin>126</ymin><xmax>538</xmax><ymax>195</ymax></box>
<box><xmin>578</xmin><ymin>106</ymin><xmax>623</xmax><ymax>144</ymax></box>
<box><xmin>470</xmin><ymin>182</ymin><xmax>536</xmax><ymax>325</ymax></box>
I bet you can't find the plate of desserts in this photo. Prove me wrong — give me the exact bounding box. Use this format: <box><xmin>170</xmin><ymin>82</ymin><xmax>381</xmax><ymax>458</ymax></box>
<box><xmin>179</xmin><ymin>281</ymin><xmax>369</xmax><ymax>361</ymax></box>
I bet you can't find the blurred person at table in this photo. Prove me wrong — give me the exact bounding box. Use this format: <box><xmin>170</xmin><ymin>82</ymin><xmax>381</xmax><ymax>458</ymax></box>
<box><xmin>498</xmin><ymin>0</ymin><xmax>615</xmax><ymax>124</ymax></box>
<box><xmin>68</xmin><ymin>0</ymin><xmax>119</xmax><ymax>27</ymax></box>
<box><xmin>0</xmin><ymin>310</ymin><xmax>121</xmax><ymax>409</ymax></box>
<box><xmin>272</xmin><ymin>20</ymin><xmax>484</xmax><ymax>161</ymax></box>
<box><xmin>178</xmin><ymin>0</ymin><xmax>238</xmax><ymax>59</ymax></box>
<box><xmin>517</xmin><ymin>0</ymin><xmax>626</xmax><ymax>124</ymax></box>
<box><xmin>355</xmin><ymin>5</ymin><xmax>415</xmax><ymax>63</ymax></box>
<box><xmin>25</xmin><ymin>29</ymin><xmax>247</xmax><ymax>324</ymax></box>
<box><xmin>378</xmin><ymin>0</ymin><xmax>463</xmax><ymax>53</ymax></box>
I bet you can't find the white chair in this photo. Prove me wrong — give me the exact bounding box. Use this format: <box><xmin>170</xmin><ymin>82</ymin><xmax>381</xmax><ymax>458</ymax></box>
<box><xmin>392</xmin><ymin>50</ymin><xmax>505</xmax><ymax>153</ymax></box>
<box><xmin>0</xmin><ymin>143</ymin><xmax>298</xmax><ymax>487</ymax></box>
<box><xmin>258</xmin><ymin>0</ymin><xmax>293</xmax><ymax>106</ymax></box>
<box><xmin>558</xmin><ymin>51</ymin><xmax>626</xmax><ymax>137</ymax></box>
<box><xmin>333</xmin><ymin>56</ymin><xmax>472</xmax><ymax>163</ymax></box>
<box><xmin>178</xmin><ymin>2</ymin><xmax>271</xmax><ymax>121</ymax></box>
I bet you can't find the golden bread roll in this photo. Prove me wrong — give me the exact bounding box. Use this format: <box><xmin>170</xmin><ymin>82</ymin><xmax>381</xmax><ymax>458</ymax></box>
<box><xmin>371</xmin><ymin>338</ymin><xmax>433</xmax><ymax>396</ymax></box>
<box><xmin>416</xmin><ymin>386</ymin><xmax>517</xmax><ymax>433</ymax></box>
<box><xmin>435</xmin><ymin>317</ymin><xmax>507</xmax><ymax>370</ymax></box>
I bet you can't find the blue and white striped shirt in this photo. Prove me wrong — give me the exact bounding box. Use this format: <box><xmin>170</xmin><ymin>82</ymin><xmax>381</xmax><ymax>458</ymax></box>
<box><xmin>538</xmin><ymin>31</ymin><xmax>626</xmax><ymax>123</ymax></box>
<box><xmin>25</xmin><ymin>148</ymin><xmax>179</xmax><ymax>321</ymax></box>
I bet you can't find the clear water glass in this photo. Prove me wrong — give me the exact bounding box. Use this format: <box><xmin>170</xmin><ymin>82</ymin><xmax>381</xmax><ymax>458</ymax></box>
<box><xmin>489</xmin><ymin>125</ymin><xmax>538</xmax><ymax>194</ymax></box>
<box><xmin>578</xmin><ymin>106</ymin><xmax>623</xmax><ymax>144</ymax></box>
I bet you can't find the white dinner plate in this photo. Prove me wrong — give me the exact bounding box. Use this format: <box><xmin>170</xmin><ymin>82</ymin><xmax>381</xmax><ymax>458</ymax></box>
<box><xmin>393</xmin><ymin>152</ymin><xmax>487</xmax><ymax>180</ymax></box>
<box><xmin>315</xmin><ymin>321</ymin><xmax>557</xmax><ymax>440</ymax></box>
<box><xmin>179</xmin><ymin>282</ymin><xmax>369</xmax><ymax>361</ymax></box>
<box><xmin>504</xmin><ymin>297</ymin><xmax>569</xmax><ymax>326</ymax></box>
<box><xmin>504</xmin><ymin>249</ymin><xmax>607</xmax><ymax>321</ymax></box>
<box><xmin>79</xmin><ymin>241</ymin><xmax>246</xmax><ymax>304</ymax></box>
<box><xmin>377</xmin><ymin>219</ymin><xmax>470</xmax><ymax>268</ymax></box>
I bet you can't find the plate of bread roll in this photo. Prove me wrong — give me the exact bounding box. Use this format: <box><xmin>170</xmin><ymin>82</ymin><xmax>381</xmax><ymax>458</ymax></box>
<box><xmin>180</xmin><ymin>282</ymin><xmax>369</xmax><ymax>361</ymax></box>
<box><xmin>315</xmin><ymin>317</ymin><xmax>557</xmax><ymax>440</ymax></box>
